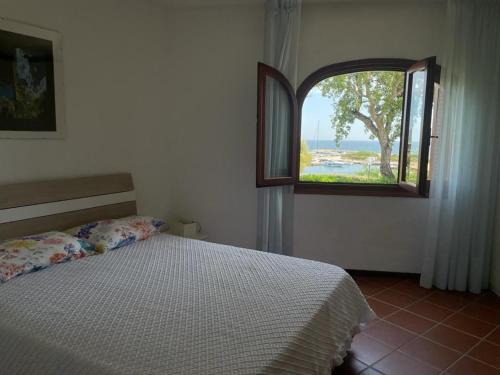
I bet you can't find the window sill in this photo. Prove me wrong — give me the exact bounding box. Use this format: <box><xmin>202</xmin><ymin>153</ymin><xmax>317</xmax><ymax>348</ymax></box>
<box><xmin>294</xmin><ymin>182</ymin><xmax>426</xmax><ymax>198</ymax></box>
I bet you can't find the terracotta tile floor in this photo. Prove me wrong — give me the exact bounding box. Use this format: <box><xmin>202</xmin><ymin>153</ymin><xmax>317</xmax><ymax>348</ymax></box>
<box><xmin>333</xmin><ymin>275</ymin><xmax>500</xmax><ymax>375</ymax></box>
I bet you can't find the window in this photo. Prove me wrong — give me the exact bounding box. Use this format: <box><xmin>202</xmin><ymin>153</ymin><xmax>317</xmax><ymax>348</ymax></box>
<box><xmin>256</xmin><ymin>58</ymin><xmax>440</xmax><ymax>197</ymax></box>
<box><xmin>256</xmin><ymin>63</ymin><xmax>298</xmax><ymax>187</ymax></box>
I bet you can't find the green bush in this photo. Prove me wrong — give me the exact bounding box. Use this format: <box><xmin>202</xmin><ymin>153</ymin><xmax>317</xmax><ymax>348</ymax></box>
<box><xmin>300</xmin><ymin>173</ymin><xmax>396</xmax><ymax>184</ymax></box>
<box><xmin>343</xmin><ymin>151</ymin><xmax>379</xmax><ymax>161</ymax></box>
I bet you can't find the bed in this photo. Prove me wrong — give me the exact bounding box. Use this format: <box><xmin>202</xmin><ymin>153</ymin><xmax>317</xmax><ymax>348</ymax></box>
<box><xmin>0</xmin><ymin>174</ymin><xmax>374</xmax><ymax>375</ymax></box>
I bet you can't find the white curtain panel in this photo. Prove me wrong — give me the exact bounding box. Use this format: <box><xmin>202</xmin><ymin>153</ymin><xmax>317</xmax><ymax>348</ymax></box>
<box><xmin>421</xmin><ymin>0</ymin><xmax>500</xmax><ymax>293</ymax></box>
<box><xmin>257</xmin><ymin>0</ymin><xmax>301</xmax><ymax>254</ymax></box>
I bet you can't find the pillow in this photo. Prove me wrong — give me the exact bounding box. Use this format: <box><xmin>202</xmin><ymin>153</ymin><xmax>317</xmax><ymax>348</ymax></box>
<box><xmin>0</xmin><ymin>232</ymin><xmax>95</xmax><ymax>283</ymax></box>
<box><xmin>66</xmin><ymin>216</ymin><xmax>164</xmax><ymax>253</ymax></box>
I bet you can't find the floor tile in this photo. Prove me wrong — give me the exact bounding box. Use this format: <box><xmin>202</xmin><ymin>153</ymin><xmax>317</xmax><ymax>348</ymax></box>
<box><xmin>373</xmin><ymin>289</ymin><xmax>417</xmax><ymax>308</ymax></box>
<box><xmin>367</xmin><ymin>298</ymin><xmax>399</xmax><ymax>318</ymax></box>
<box><xmin>405</xmin><ymin>300</ymin><xmax>455</xmax><ymax>322</ymax></box>
<box><xmin>352</xmin><ymin>275</ymin><xmax>500</xmax><ymax>375</ymax></box>
<box><xmin>359</xmin><ymin>368</ymin><xmax>384</xmax><ymax>375</ymax></box>
<box><xmin>398</xmin><ymin>337</ymin><xmax>461</xmax><ymax>370</ymax></box>
<box><xmin>390</xmin><ymin>280</ymin><xmax>434</xmax><ymax>299</ymax></box>
<box><xmin>350</xmin><ymin>333</ymin><xmax>394</xmax><ymax>366</ymax></box>
<box><xmin>358</xmin><ymin>283</ymin><xmax>385</xmax><ymax>297</ymax></box>
<box><xmin>468</xmin><ymin>341</ymin><xmax>500</xmax><ymax>368</ymax></box>
<box><xmin>461</xmin><ymin>302</ymin><xmax>500</xmax><ymax>325</ymax></box>
<box><xmin>443</xmin><ymin>313</ymin><xmax>496</xmax><ymax>338</ymax></box>
<box><xmin>423</xmin><ymin>324</ymin><xmax>480</xmax><ymax>353</ymax></box>
<box><xmin>373</xmin><ymin>351</ymin><xmax>439</xmax><ymax>375</ymax></box>
<box><xmin>384</xmin><ymin>310</ymin><xmax>436</xmax><ymax>334</ymax></box>
<box><xmin>477</xmin><ymin>292</ymin><xmax>500</xmax><ymax>311</ymax></box>
<box><xmin>447</xmin><ymin>356</ymin><xmax>500</xmax><ymax>375</ymax></box>
<box><xmin>360</xmin><ymin>318</ymin><xmax>380</xmax><ymax>332</ymax></box>
<box><xmin>367</xmin><ymin>277</ymin><xmax>407</xmax><ymax>288</ymax></box>
<box><xmin>363</xmin><ymin>320</ymin><xmax>416</xmax><ymax>348</ymax></box>
<box><xmin>424</xmin><ymin>291</ymin><xmax>472</xmax><ymax>310</ymax></box>
<box><xmin>353</xmin><ymin>276</ymin><xmax>410</xmax><ymax>290</ymax></box>
<box><xmin>487</xmin><ymin>327</ymin><xmax>500</xmax><ymax>346</ymax></box>
<box><xmin>354</xmin><ymin>276</ymin><xmax>381</xmax><ymax>285</ymax></box>
<box><xmin>334</xmin><ymin>354</ymin><xmax>368</xmax><ymax>374</ymax></box>
<box><xmin>353</xmin><ymin>275</ymin><xmax>377</xmax><ymax>284</ymax></box>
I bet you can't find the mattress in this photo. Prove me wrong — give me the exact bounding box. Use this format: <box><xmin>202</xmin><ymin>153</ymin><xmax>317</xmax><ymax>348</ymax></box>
<box><xmin>0</xmin><ymin>234</ymin><xmax>373</xmax><ymax>375</ymax></box>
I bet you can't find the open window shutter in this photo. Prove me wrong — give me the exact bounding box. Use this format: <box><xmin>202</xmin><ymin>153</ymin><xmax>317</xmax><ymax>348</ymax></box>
<box><xmin>256</xmin><ymin>62</ymin><xmax>298</xmax><ymax>187</ymax></box>
<box><xmin>399</xmin><ymin>57</ymin><xmax>437</xmax><ymax>196</ymax></box>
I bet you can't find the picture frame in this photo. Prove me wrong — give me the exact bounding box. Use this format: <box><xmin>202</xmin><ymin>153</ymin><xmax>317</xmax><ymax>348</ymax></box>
<box><xmin>0</xmin><ymin>17</ymin><xmax>65</xmax><ymax>139</ymax></box>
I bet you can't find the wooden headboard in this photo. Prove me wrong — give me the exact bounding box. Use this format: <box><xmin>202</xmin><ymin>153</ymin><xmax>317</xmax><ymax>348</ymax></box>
<box><xmin>0</xmin><ymin>174</ymin><xmax>137</xmax><ymax>240</ymax></box>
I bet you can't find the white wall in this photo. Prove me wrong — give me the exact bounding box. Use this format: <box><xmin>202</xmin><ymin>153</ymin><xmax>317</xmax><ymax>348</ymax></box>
<box><xmin>0</xmin><ymin>0</ymin><xmax>262</xmax><ymax>249</ymax></box>
<box><xmin>293</xmin><ymin>1</ymin><xmax>445</xmax><ymax>272</ymax></box>
<box><xmin>0</xmin><ymin>0</ymin><xmax>172</xmax><ymax>219</ymax></box>
<box><xmin>1</xmin><ymin>0</ymin><xmax>447</xmax><ymax>273</ymax></box>
<box><xmin>162</xmin><ymin>1</ymin><xmax>445</xmax><ymax>272</ymax></box>
<box><xmin>164</xmin><ymin>4</ymin><xmax>264</xmax><ymax>249</ymax></box>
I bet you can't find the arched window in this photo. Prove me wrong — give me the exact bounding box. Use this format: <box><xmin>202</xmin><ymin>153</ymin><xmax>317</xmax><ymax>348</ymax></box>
<box><xmin>256</xmin><ymin>58</ymin><xmax>440</xmax><ymax>197</ymax></box>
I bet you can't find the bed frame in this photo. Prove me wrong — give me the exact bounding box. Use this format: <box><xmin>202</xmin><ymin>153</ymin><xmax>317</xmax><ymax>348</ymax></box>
<box><xmin>0</xmin><ymin>174</ymin><xmax>137</xmax><ymax>240</ymax></box>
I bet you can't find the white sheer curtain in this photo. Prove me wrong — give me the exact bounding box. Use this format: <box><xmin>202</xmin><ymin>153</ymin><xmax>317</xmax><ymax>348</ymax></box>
<box><xmin>257</xmin><ymin>0</ymin><xmax>301</xmax><ymax>255</ymax></box>
<box><xmin>421</xmin><ymin>0</ymin><xmax>500</xmax><ymax>293</ymax></box>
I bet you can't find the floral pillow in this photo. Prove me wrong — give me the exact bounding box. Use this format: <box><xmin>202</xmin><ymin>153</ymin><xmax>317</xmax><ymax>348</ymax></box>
<box><xmin>66</xmin><ymin>216</ymin><xmax>164</xmax><ymax>253</ymax></box>
<box><xmin>0</xmin><ymin>232</ymin><xmax>95</xmax><ymax>283</ymax></box>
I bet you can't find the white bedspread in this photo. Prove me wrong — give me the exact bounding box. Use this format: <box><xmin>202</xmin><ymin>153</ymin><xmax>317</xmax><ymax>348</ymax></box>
<box><xmin>0</xmin><ymin>234</ymin><xmax>373</xmax><ymax>375</ymax></box>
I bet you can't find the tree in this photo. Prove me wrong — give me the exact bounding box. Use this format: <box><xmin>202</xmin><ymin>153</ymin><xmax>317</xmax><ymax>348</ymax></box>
<box><xmin>317</xmin><ymin>71</ymin><xmax>404</xmax><ymax>179</ymax></box>
<box><xmin>300</xmin><ymin>140</ymin><xmax>312</xmax><ymax>173</ymax></box>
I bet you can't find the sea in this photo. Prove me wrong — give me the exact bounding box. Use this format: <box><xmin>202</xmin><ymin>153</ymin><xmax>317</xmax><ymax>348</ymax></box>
<box><xmin>305</xmin><ymin>139</ymin><xmax>413</xmax><ymax>153</ymax></box>
<box><xmin>302</xmin><ymin>139</ymin><xmax>418</xmax><ymax>176</ymax></box>
<box><xmin>304</xmin><ymin>164</ymin><xmax>368</xmax><ymax>175</ymax></box>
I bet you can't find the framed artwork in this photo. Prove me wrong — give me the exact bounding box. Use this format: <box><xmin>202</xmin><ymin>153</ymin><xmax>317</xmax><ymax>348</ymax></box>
<box><xmin>0</xmin><ymin>18</ymin><xmax>65</xmax><ymax>139</ymax></box>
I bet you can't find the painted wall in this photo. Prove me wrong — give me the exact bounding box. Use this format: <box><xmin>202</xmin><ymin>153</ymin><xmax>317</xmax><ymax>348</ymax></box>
<box><xmin>163</xmin><ymin>1</ymin><xmax>445</xmax><ymax>272</ymax></box>
<box><xmin>292</xmin><ymin>1</ymin><xmax>445</xmax><ymax>272</ymax></box>
<box><xmin>0</xmin><ymin>0</ymin><xmax>172</xmax><ymax>219</ymax></box>
<box><xmin>160</xmin><ymin>2</ymin><xmax>496</xmax><ymax>285</ymax></box>
<box><xmin>1</xmin><ymin>0</ymin><xmax>447</xmax><ymax>273</ymax></box>
<box><xmin>164</xmin><ymin>4</ymin><xmax>264</xmax><ymax>249</ymax></box>
<box><xmin>130</xmin><ymin>1</ymin><xmax>444</xmax><ymax>272</ymax></box>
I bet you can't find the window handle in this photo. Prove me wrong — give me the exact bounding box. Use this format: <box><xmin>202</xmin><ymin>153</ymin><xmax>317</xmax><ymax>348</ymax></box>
<box><xmin>430</xmin><ymin>135</ymin><xmax>439</xmax><ymax>139</ymax></box>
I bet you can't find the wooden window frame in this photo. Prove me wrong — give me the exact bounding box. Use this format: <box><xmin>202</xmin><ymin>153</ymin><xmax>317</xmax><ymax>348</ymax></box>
<box><xmin>293</xmin><ymin>58</ymin><xmax>438</xmax><ymax>198</ymax></box>
<box><xmin>398</xmin><ymin>57</ymin><xmax>438</xmax><ymax>197</ymax></box>
<box><xmin>256</xmin><ymin>62</ymin><xmax>299</xmax><ymax>187</ymax></box>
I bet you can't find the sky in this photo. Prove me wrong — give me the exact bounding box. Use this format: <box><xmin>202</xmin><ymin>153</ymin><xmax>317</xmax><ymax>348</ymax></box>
<box><xmin>301</xmin><ymin>85</ymin><xmax>422</xmax><ymax>143</ymax></box>
<box><xmin>301</xmin><ymin>86</ymin><xmax>370</xmax><ymax>141</ymax></box>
